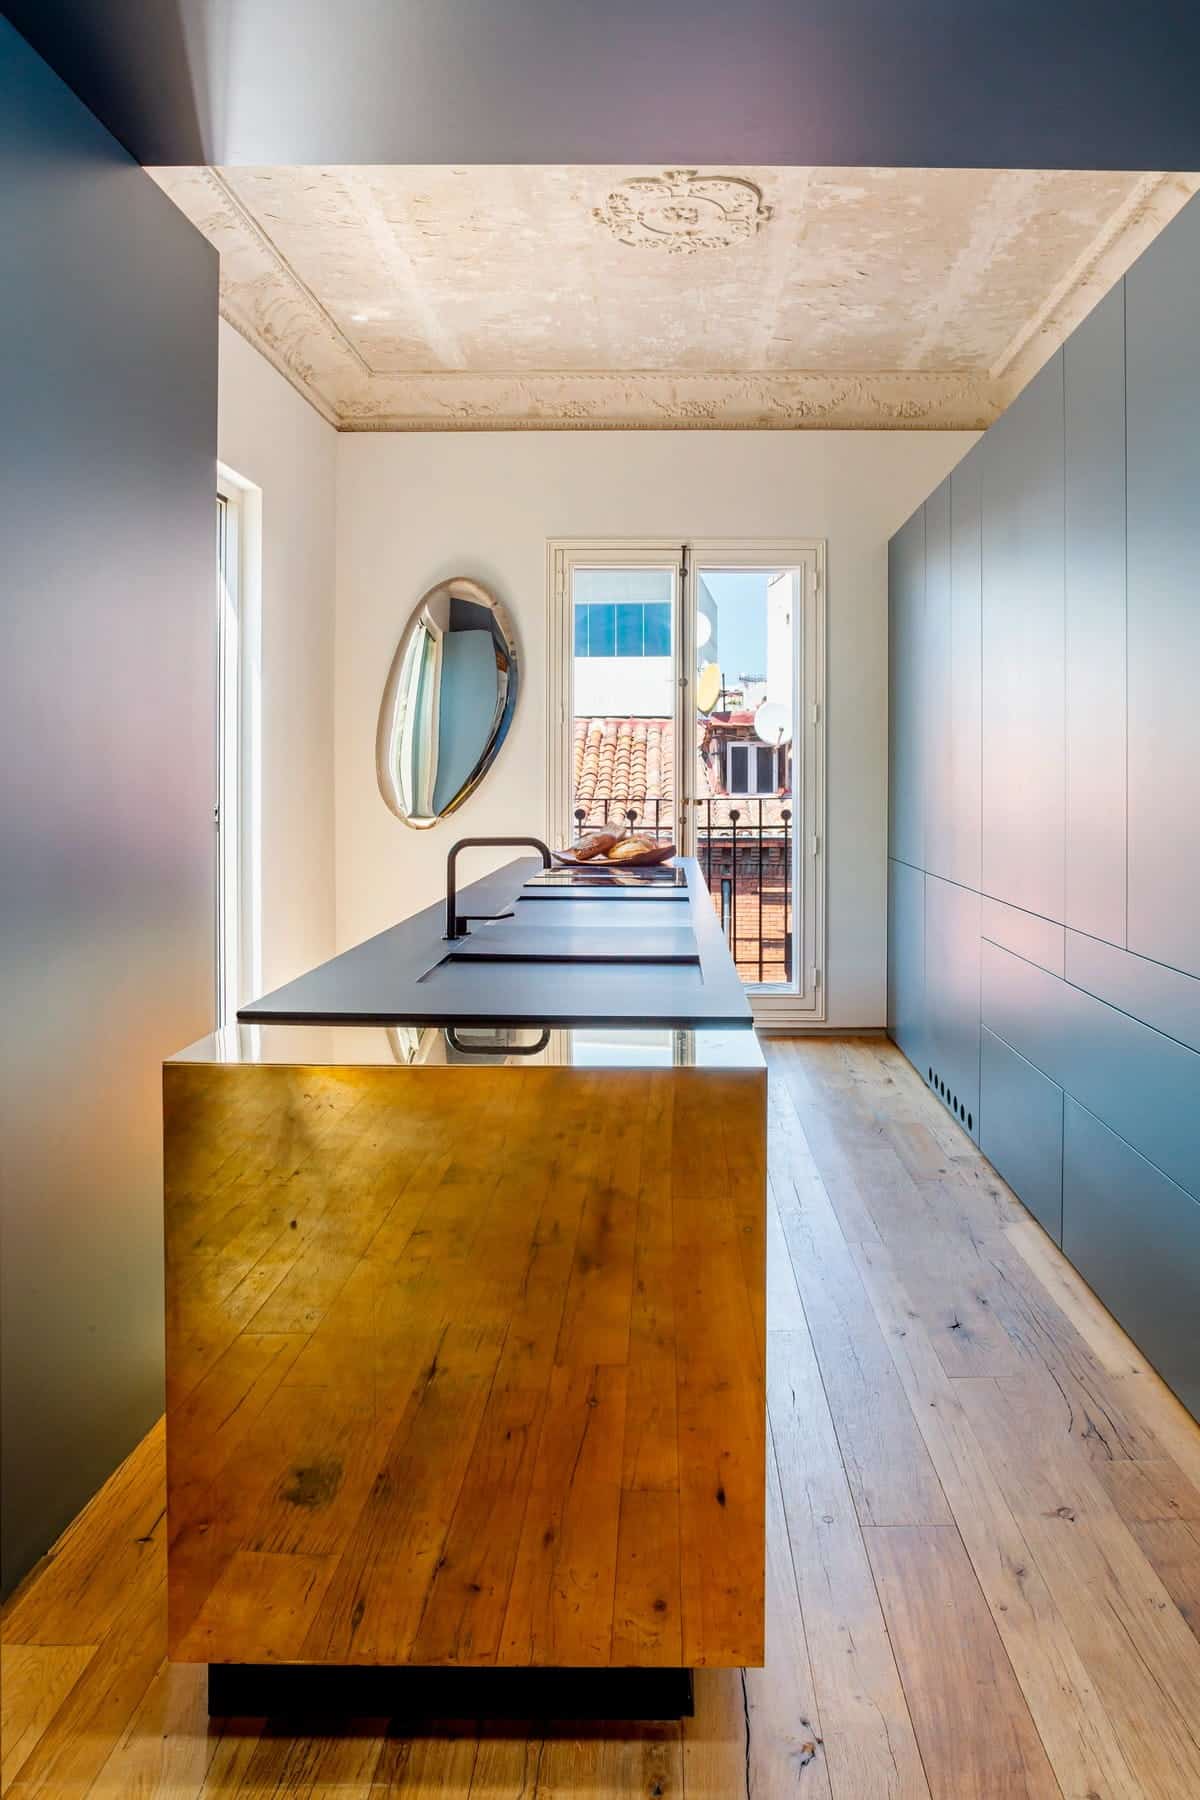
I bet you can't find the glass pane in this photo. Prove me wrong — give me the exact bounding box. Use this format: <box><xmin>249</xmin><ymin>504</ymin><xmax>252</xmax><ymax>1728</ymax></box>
<box><xmin>644</xmin><ymin>602</ymin><xmax>671</xmax><ymax>656</ymax></box>
<box><xmin>615</xmin><ymin>603</ymin><xmax>644</xmax><ymax>656</ymax></box>
<box><xmin>575</xmin><ymin>568</ymin><xmax>672</xmax><ymax>605</ymax></box>
<box><xmin>574</xmin><ymin>603</ymin><xmax>589</xmax><ymax>657</ymax></box>
<box><xmin>588</xmin><ymin>604</ymin><xmax>615</xmax><ymax>656</ymax></box>
<box><xmin>570</xmin><ymin>567</ymin><xmax>675</xmax><ymax>850</ymax></box>
<box><xmin>694</xmin><ymin>568</ymin><xmax>798</xmax><ymax>987</ymax></box>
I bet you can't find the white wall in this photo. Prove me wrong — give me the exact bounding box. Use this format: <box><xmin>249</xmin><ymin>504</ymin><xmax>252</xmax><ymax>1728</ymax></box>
<box><xmin>335</xmin><ymin>429</ymin><xmax>977</xmax><ymax>1026</ymax></box>
<box><xmin>573</xmin><ymin>654</ymin><xmax>674</xmax><ymax>718</ymax></box>
<box><xmin>218</xmin><ymin>322</ymin><xmax>337</xmax><ymax>994</ymax></box>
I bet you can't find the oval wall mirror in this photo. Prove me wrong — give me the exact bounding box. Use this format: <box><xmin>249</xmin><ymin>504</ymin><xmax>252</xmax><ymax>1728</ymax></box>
<box><xmin>376</xmin><ymin>576</ymin><xmax>519</xmax><ymax>829</ymax></box>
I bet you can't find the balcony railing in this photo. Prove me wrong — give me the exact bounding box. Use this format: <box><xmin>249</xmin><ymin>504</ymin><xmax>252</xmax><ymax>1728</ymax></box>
<box><xmin>572</xmin><ymin>796</ymin><xmax>793</xmax><ymax>985</ymax></box>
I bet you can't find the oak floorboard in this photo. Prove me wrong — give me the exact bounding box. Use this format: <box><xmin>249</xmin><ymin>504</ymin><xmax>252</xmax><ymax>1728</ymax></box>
<box><xmin>1125</xmin><ymin>1519</ymin><xmax>1200</xmax><ymax>1646</ymax></box>
<box><xmin>1003</xmin><ymin>1217</ymin><xmax>1151</xmax><ymax>1380</ymax></box>
<box><xmin>782</xmin><ymin>1045</ymin><xmax>1171</xmax><ymax>1471</ymax></box>
<box><xmin>463</xmin><ymin>1736</ymin><xmax>545</xmax><ymax>1798</ymax></box>
<box><xmin>743</xmin><ymin>1441</ymin><xmax>832</xmax><ymax>1796</ymax></box>
<box><xmin>368</xmin><ymin>1726</ymin><xmax>479</xmax><ymax>1796</ymax></box>
<box><xmin>864</xmin><ymin>1524</ymin><xmax>1061</xmax><ymax>1799</ymax></box>
<box><xmin>851</xmin><ymin>1237</ymin><xmax>1147</xmax><ymax>1800</ymax></box>
<box><xmin>1115</xmin><ymin>1369</ymin><xmax>1200</xmax><ymax>1500</ymax></box>
<box><xmin>8</xmin><ymin>1040</ymin><xmax>1200</xmax><ymax>1798</ymax></box>
<box><xmin>679</xmin><ymin>1669</ymin><xmax>750</xmax><ymax>1799</ymax></box>
<box><xmin>0</xmin><ymin>1644</ymin><xmax>97</xmax><ymax>1792</ymax></box>
<box><xmin>238</xmin><ymin>1720</ymin><xmax>386</xmax><ymax>1797</ymax></box>
<box><xmin>959</xmin><ymin>1375</ymin><xmax>1200</xmax><ymax>1797</ymax></box>
<box><xmin>767</xmin><ymin>1328</ymin><xmax>931</xmax><ymax>1798</ymax></box>
<box><xmin>5</xmin><ymin>1580</ymin><xmax>166</xmax><ymax>1799</ymax></box>
<box><xmin>532</xmin><ymin>1724</ymin><xmax>682</xmax><ymax>1798</ymax></box>
<box><xmin>682</xmin><ymin>1433</ymin><xmax>833</xmax><ymax>1797</ymax></box>
<box><xmin>768</xmin><ymin>1077</ymin><xmax>952</xmax><ymax>1529</ymax></box>
<box><xmin>84</xmin><ymin>1659</ymin><xmax>214</xmax><ymax>1798</ymax></box>
<box><xmin>1</xmin><ymin>1421</ymin><xmax>166</xmax><ymax>1648</ymax></box>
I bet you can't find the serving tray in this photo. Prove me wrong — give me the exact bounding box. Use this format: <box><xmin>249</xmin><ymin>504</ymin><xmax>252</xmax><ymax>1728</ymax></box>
<box><xmin>553</xmin><ymin>842</ymin><xmax>678</xmax><ymax>869</ymax></box>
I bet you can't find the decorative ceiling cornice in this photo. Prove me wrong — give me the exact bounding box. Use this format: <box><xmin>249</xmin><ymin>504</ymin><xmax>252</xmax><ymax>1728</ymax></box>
<box><xmin>334</xmin><ymin>369</ymin><xmax>1000</xmax><ymax>432</ymax></box>
<box><xmin>149</xmin><ymin>165</ymin><xmax>1200</xmax><ymax>432</ymax></box>
<box><xmin>989</xmin><ymin>170</ymin><xmax>1198</xmax><ymax>401</ymax></box>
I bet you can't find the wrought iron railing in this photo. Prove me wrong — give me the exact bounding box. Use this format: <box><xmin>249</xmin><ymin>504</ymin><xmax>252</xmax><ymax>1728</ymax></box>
<box><xmin>572</xmin><ymin>797</ymin><xmax>792</xmax><ymax>985</ymax></box>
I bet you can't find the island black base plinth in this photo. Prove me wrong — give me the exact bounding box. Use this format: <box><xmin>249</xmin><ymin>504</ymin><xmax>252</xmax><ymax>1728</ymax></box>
<box><xmin>207</xmin><ymin>1663</ymin><xmax>696</xmax><ymax>1722</ymax></box>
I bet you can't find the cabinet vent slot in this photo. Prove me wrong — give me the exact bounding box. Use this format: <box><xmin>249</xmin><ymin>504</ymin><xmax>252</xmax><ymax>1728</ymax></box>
<box><xmin>926</xmin><ymin>1062</ymin><xmax>973</xmax><ymax>1137</ymax></box>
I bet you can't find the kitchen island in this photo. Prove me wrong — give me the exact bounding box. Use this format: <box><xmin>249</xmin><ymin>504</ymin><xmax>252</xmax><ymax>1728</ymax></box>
<box><xmin>164</xmin><ymin>857</ymin><xmax>765</xmax><ymax>1714</ymax></box>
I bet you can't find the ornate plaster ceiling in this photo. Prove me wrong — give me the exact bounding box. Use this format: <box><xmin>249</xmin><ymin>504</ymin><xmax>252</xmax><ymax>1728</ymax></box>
<box><xmin>149</xmin><ymin>164</ymin><xmax>1199</xmax><ymax>430</ymax></box>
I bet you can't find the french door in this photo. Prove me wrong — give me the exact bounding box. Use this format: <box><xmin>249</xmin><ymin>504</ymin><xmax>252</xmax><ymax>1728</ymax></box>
<box><xmin>548</xmin><ymin>539</ymin><xmax>825</xmax><ymax>1022</ymax></box>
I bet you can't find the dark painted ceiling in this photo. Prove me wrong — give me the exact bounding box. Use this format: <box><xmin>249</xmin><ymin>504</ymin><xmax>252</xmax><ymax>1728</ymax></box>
<box><xmin>5</xmin><ymin>0</ymin><xmax>1200</xmax><ymax>169</ymax></box>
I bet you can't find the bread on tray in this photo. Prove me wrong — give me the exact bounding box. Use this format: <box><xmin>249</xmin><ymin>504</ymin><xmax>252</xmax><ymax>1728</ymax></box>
<box><xmin>604</xmin><ymin>835</ymin><xmax>657</xmax><ymax>862</ymax></box>
<box><xmin>569</xmin><ymin>829</ymin><xmax>624</xmax><ymax>860</ymax></box>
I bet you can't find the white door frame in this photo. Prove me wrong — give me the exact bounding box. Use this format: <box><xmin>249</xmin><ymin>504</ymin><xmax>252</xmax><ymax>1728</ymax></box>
<box><xmin>216</xmin><ymin>463</ymin><xmax>263</xmax><ymax>1024</ymax></box>
<box><xmin>547</xmin><ymin>537</ymin><xmax>827</xmax><ymax>1026</ymax></box>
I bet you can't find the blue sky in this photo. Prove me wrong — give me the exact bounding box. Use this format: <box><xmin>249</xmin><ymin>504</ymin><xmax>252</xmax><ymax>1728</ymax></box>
<box><xmin>701</xmin><ymin>571</ymin><xmax>770</xmax><ymax>683</ymax></box>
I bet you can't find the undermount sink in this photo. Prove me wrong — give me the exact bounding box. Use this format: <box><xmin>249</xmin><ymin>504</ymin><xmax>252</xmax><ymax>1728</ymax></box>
<box><xmin>436</xmin><ymin>922</ymin><xmax>700</xmax><ymax>965</ymax></box>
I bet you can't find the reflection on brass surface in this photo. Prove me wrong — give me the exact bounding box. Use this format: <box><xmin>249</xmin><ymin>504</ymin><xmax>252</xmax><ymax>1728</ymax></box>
<box><xmin>164</xmin><ymin>1062</ymin><xmax>766</xmax><ymax>1668</ymax></box>
<box><xmin>376</xmin><ymin>576</ymin><xmax>518</xmax><ymax>830</ymax></box>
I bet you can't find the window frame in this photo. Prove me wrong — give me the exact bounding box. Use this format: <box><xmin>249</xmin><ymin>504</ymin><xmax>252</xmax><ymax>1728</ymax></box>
<box><xmin>726</xmin><ymin>739</ymin><xmax>784</xmax><ymax>799</ymax></box>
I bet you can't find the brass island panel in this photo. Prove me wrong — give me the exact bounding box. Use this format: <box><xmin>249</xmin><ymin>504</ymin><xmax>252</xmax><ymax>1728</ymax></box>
<box><xmin>164</xmin><ymin>1056</ymin><xmax>766</xmax><ymax>1669</ymax></box>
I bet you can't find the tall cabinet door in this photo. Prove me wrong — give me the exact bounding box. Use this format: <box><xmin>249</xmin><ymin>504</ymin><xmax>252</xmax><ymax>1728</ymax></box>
<box><xmin>888</xmin><ymin>857</ymin><xmax>926</xmax><ymax>1072</ymax></box>
<box><xmin>947</xmin><ymin>451</ymin><xmax>982</xmax><ymax>894</ymax></box>
<box><xmin>1065</xmin><ymin>281</ymin><xmax>1127</xmax><ymax>948</ymax></box>
<box><xmin>981</xmin><ymin>354</ymin><xmax>1066</xmax><ymax>924</ymax></box>
<box><xmin>888</xmin><ymin>507</ymin><xmax>926</xmax><ymax>872</ymax></box>
<box><xmin>924</xmin><ymin>873</ymin><xmax>980</xmax><ymax>1135</ymax></box>
<box><xmin>1126</xmin><ymin>193</ymin><xmax>1200</xmax><ymax>978</ymax></box>
<box><xmin>923</xmin><ymin>479</ymin><xmax>952</xmax><ymax>881</ymax></box>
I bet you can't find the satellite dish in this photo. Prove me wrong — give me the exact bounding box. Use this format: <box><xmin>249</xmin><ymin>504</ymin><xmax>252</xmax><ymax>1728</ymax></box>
<box><xmin>695</xmin><ymin>612</ymin><xmax>713</xmax><ymax>649</ymax></box>
<box><xmin>696</xmin><ymin>661</ymin><xmax>722</xmax><ymax>715</ymax></box>
<box><xmin>754</xmin><ymin>701</ymin><xmax>792</xmax><ymax>746</ymax></box>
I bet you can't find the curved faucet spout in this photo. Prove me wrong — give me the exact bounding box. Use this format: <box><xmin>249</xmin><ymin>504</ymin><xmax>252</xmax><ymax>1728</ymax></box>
<box><xmin>445</xmin><ymin>836</ymin><xmax>553</xmax><ymax>939</ymax></box>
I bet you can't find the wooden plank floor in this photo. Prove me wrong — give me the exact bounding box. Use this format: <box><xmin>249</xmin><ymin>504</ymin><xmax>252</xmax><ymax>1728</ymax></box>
<box><xmin>5</xmin><ymin>1037</ymin><xmax>1200</xmax><ymax>1797</ymax></box>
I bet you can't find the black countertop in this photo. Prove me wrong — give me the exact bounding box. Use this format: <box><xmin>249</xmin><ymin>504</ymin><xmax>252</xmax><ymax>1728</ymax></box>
<box><xmin>238</xmin><ymin>857</ymin><xmax>753</xmax><ymax>1030</ymax></box>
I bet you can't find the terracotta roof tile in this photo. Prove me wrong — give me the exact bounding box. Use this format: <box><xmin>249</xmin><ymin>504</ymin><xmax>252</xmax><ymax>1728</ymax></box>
<box><xmin>571</xmin><ymin>715</ymin><xmax>793</xmax><ymax>834</ymax></box>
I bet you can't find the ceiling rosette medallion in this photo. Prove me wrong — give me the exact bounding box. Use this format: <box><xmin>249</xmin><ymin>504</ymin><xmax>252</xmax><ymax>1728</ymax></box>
<box><xmin>592</xmin><ymin>169</ymin><xmax>773</xmax><ymax>253</ymax></box>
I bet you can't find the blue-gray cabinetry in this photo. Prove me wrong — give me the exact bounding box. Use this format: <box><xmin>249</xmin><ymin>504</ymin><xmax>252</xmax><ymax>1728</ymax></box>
<box><xmin>924</xmin><ymin>874</ymin><xmax>979</xmax><ymax>1134</ymax></box>
<box><xmin>888</xmin><ymin>191</ymin><xmax>1200</xmax><ymax>1425</ymax></box>
<box><xmin>1064</xmin><ymin>1101</ymin><xmax>1200</xmax><ymax>1420</ymax></box>
<box><xmin>888</xmin><ymin>508</ymin><xmax>926</xmax><ymax>872</ymax></box>
<box><xmin>979</xmin><ymin>1028</ymin><xmax>1063</xmax><ymax>1242</ymax></box>
<box><xmin>1064</xmin><ymin>282</ymin><xmax>1127</xmax><ymax>948</ymax></box>
<box><xmin>1126</xmin><ymin>194</ymin><xmax>1200</xmax><ymax>981</ymax></box>
<box><xmin>923</xmin><ymin>478</ymin><xmax>953</xmax><ymax>883</ymax></box>
<box><xmin>947</xmin><ymin>453</ymin><xmax>982</xmax><ymax>894</ymax></box>
<box><xmin>887</xmin><ymin>857</ymin><xmax>926</xmax><ymax>1073</ymax></box>
<box><xmin>980</xmin><ymin>354</ymin><xmax>1066</xmax><ymax>924</ymax></box>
